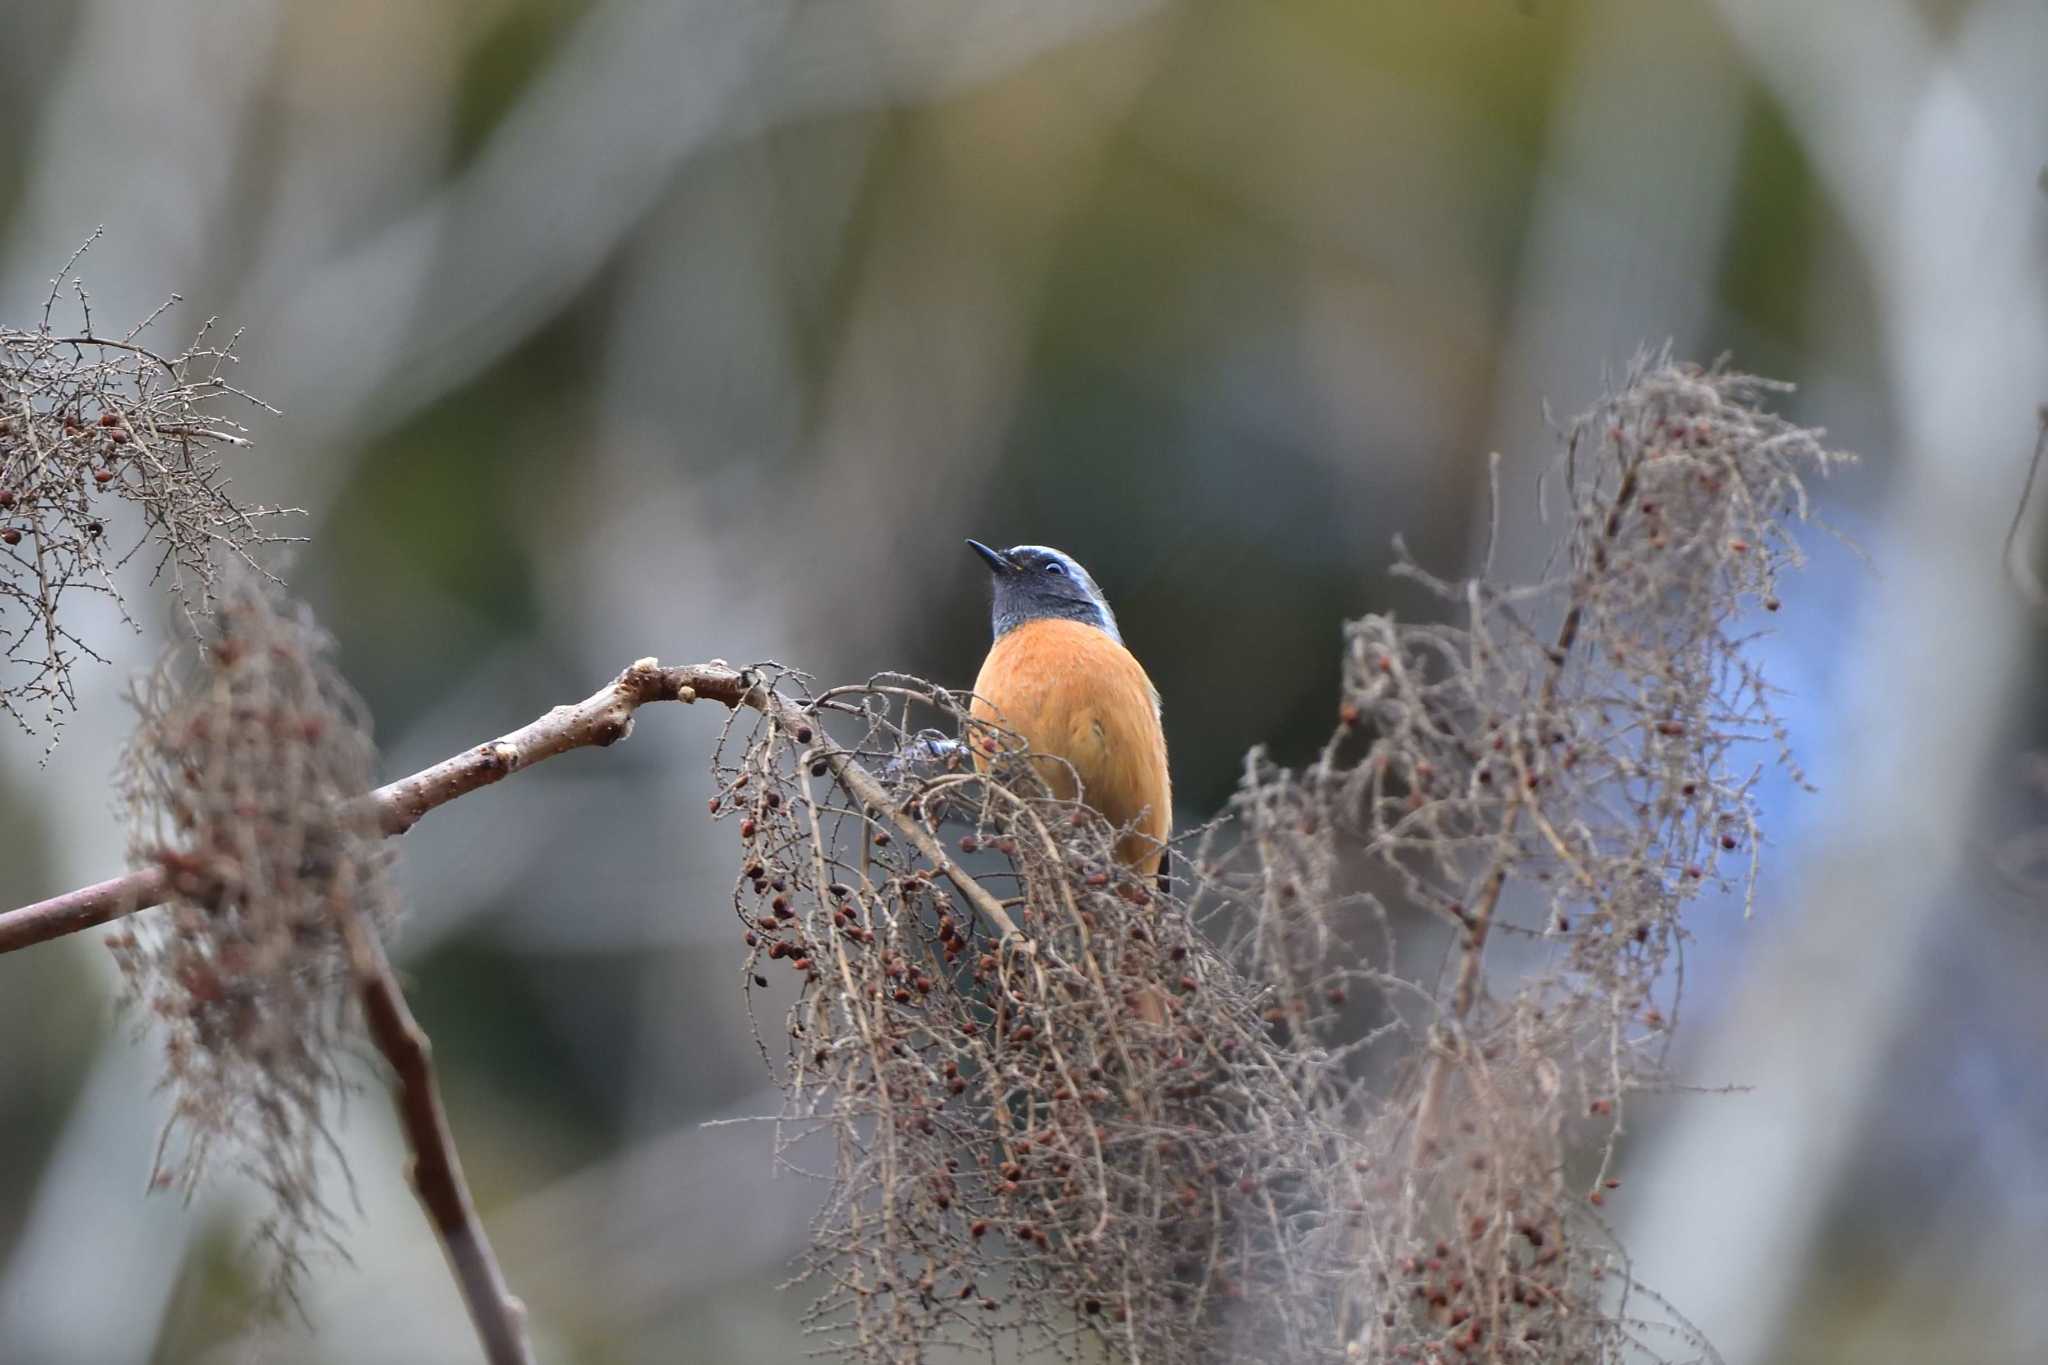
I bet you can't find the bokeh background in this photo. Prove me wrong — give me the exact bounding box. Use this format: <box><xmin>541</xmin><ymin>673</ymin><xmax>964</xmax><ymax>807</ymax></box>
<box><xmin>1</xmin><ymin>2</ymin><xmax>2045</xmax><ymax>1362</ymax></box>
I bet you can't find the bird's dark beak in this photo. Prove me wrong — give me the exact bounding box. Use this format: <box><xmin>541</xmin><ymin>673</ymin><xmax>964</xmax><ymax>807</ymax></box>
<box><xmin>966</xmin><ymin>539</ymin><xmax>1013</xmax><ymax>574</ymax></box>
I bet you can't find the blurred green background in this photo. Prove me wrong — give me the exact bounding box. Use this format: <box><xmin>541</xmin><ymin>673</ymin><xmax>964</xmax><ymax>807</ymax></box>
<box><xmin>1</xmin><ymin>2</ymin><xmax>2045</xmax><ymax>1362</ymax></box>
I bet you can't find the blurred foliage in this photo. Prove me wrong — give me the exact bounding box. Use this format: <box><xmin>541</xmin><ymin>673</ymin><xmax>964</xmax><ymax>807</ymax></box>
<box><xmin>450</xmin><ymin>0</ymin><xmax>597</xmax><ymax>167</ymax></box>
<box><xmin>0</xmin><ymin>1</ymin><xmax>2042</xmax><ymax>1362</ymax></box>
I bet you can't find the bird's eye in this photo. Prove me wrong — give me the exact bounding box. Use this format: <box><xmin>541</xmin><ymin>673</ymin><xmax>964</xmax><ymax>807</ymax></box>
<box><xmin>1043</xmin><ymin>561</ymin><xmax>1067</xmax><ymax>576</ymax></box>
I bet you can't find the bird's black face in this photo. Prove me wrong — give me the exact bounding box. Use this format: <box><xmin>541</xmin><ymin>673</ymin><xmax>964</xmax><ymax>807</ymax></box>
<box><xmin>968</xmin><ymin>540</ymin><xmax>1121</xmax><ymax>642</ymax></box>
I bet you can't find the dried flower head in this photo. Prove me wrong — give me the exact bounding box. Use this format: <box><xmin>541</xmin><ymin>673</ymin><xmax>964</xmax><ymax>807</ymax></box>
<box><xmin>726</xmin><ymin>356</ymin><xmax>1846</xmax><ymax>1364</ymax></box>
<box><xmin>1198</xmin><ymin>354</ymin><xmax>1847</xmax><ymax>1361</ymax></box>
<box><xmin>0</xmin><ymin>235</ymin><xmax>297</xmax><ymax>744</ymax></box>
<box><xmin>111</xmin><ymin>576</ymin><xmax>394</xmax><ymax>1299</ymax></box>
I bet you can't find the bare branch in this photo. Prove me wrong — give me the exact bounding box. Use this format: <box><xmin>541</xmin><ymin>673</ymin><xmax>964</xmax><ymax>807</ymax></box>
<box><xmin>0</xmin><ymin>866</ymin><xmax>168</xmax><ymax>952</ymax></box>
<box><xmin>330</xmin><ymin>867</ymin><xmax>535</xmax><ymax>1365</ymax></box>
<box><xmin>1</xmin><ymin>658</ymin><xmax>1040</xmax><ymax>955</ymax></box>
<box><xmin>0</xmin><ymin>660</ymin><xmax>753</xmax><ymax>952</ymax></box>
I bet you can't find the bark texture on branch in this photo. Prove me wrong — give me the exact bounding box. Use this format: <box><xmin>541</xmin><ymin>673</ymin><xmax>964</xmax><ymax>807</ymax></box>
<box><xmin>0</xmin><ymin>868</ymin><xmax>170</xmax><ymax>952</ymax></box>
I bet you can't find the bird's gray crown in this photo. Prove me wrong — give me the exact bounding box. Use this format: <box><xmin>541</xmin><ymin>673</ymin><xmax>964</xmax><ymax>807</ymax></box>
<box><xmin>967</xmin><ymin>540</ymin><xmax>1121</xmax><ymax>643</ymax></box>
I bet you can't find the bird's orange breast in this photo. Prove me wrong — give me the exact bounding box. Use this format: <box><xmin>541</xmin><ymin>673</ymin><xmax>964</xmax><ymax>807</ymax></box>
<box><xmin>969</xmin><ymin>618</ymin><xmax>1170</xmax><ymax>875</ymax></box>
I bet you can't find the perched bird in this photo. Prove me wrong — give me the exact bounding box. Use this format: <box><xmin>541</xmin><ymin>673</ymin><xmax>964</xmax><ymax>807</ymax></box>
<box><xmin>966</xmin><ymin>541</ymin><xmax>1171</xmax><ymax>880</ymax></box>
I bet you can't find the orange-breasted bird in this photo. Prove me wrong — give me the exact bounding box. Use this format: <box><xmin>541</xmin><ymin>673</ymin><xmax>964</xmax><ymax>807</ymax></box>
<box><xmin>965</xmin><ymin>541</ymin><xmax>1171</xmax><ymax>881</ymax></box>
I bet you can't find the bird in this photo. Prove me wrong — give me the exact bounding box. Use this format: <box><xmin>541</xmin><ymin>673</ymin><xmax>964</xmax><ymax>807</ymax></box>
<box><xmin>965</xmin><ymin>541</ymin><xmax>1171</xmax><ymax>882</ymax></box>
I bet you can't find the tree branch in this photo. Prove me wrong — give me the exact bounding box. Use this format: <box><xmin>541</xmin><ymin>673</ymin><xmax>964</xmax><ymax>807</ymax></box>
<box><xmin>330</xmin><ymin>867</ymin><xmax>535</xmax><ymax>1365</ymax></box>
<box><xmin>0</xmin><ymin>657</ymin><xmax>772</xmax><ymax>1362</ymax></box>
<box><xmin>0</xmin><ymin>657</ymin><xmax>755</xmax><ymax>955</ymax></box>
<box><xmin>0</xmin><ymin>653</ymin><xmax>1046</xmax><ymax>1365</ymax></box>
<box><xmin>0</xmin><ymin>868</ymin><xmax>170</xmax><ymax>953</ymax></box>
<box><xmin>1</xmin><ymin>656</ymin><xmax>1034</xmax><ymax>954</ymax></box>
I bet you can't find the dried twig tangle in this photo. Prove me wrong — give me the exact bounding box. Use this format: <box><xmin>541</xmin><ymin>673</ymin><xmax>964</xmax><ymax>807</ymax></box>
<box><xmin>0</xmin><ymin>254</ymin><xmax>299</xmax><ymax>744</ymax></box>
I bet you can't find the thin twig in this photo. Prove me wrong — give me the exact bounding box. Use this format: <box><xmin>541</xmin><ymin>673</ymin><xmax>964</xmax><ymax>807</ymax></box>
<box><xmin>2003</xmin><ymin>406</ymin><xmax>2048</xmax><ymax>609</ymax></box>
<box><xmin>798</xmin><ymin>720</ymin><xmax>1030</xmax><ymax>948</ymax></box>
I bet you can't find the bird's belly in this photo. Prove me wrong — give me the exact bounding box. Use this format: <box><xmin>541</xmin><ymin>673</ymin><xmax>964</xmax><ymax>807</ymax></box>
<box><xmin>969</xmin><ymin>620</ymin><xmax>1170</xmax><ymax>872</ymax></box>
<box><xmin>1019</xmin><ymin>705</ymin><xmax>1114</xmax><ymax>811</ymax></box>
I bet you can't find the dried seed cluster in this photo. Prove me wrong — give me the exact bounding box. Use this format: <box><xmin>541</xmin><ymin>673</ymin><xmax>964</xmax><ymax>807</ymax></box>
<box><xmin>1196</xmin><ymin>356</ymin><xmax>1845</xmax><ymax>1362</ymax></box>
<box><xmin>711</xmin><ymin>672</ymin><xmax>1362</xmax><ymax>1362</ymax></box>
<box><xmin>110</xmin><ymin>578</ymin><xmax>393</xmax><ymax>1300</ymax></box>
<box><xmin>723</xmin><ymin>359</ymin><xmax>1843</xmax><ymax>1364</ymax></box>
<box><xmin>1</xmin><ymin>251</ymin><xmax>294</xmax><ymax>742</ymax></box>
